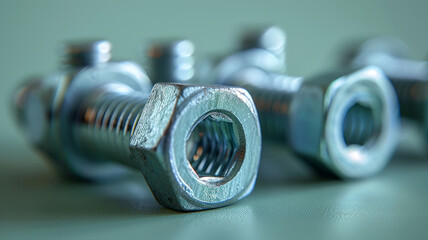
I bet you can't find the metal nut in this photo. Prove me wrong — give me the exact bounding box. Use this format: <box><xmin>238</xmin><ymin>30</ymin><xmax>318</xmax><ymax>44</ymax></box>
<box><xmin>208</xmin><ymin>26</ymin><xmax>400</xmax><ymax>178</ymax></box>
<box><xmin>289</xmin><ymin>67</ymin><xmax>399</xmax><ymax>178</ymax></box>
<box><xmin>341</xmin><ymin>37</ymin><xmax>428</xmax><ymax>139</ymax></box>
<box><xmin>130</xmin><ymin>83</ymin><xmax>261</xmax><ymax>210</ymax></box>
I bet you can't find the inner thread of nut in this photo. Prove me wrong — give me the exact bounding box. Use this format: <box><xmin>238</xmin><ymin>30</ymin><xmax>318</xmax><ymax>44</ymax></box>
<box><xmin>186</xmin><ymin>112</ymin><xmax>243</xmax><ymax>179</ymax></box>
<box><xmin>342</xmin><ymin>103</ymin><xmax>380</xmax><ymax>146</ymax></box>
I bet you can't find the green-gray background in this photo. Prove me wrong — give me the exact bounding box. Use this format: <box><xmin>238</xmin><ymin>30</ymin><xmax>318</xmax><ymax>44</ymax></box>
<box><xmin>1</xmin><ymin>1</ymin><xmax>427</xmax><ymax>239</ymax></box>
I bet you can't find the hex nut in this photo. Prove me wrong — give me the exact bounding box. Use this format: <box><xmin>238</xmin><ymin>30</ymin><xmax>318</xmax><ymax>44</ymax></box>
<box><xmin>130</xmin><ymin>83</ymin><xmax>261</xmax><ymax>211</ymax></box>
<box><xmin>289</xmin><ymin>66</ymin><xmax>400</xmax><ymax>178</ymax></box>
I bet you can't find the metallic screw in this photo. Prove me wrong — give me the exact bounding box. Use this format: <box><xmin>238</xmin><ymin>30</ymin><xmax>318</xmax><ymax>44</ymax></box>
<box><xmin>60</xmin><ymin>40</ymin><xmax>112</xmax><ymax>67</ymax></box>
<box><xmin>341</xmin><ymin>37</ymin><xmax>428</xmax><ymax>138</ymax></box>
<box><xmin>13</xmin><ymin>40</ymin><xmax>262</xmax><ymax>211</ymax></box>
<box><xmin>13</xmin><ymin>40</ymin><xmax>151</xmax><ymax>179</ymax></box>
<box><xmin>147</xmin><ymin>39</ymin><xmax>195</xmax><ymax>84</ymax></box>
<box><xmin>207</xmin><ymin>27</ymin><xmax>400</xmax><ymax>178</ymax></box>
<box><xmin>239</xmin><ymin>25</ymin><xmax>286</xmax><ymax>71</ymax></box>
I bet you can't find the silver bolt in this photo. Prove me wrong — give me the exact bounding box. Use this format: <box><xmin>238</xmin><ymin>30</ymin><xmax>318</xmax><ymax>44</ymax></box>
<box><xmin>342</xmin><ymin>37</ymin><xmax>428</xmax><ymax>138</ymax></box>
<box><xmin>239</xmin><ymin>25</ymin><xmax>286</xmax><ymax>71</ymax></box>
<box><xmin>147</xmin><ymin>39</ymin><xmax>195</xmax><ymax>84</ymax></box>
<box><xmin>208</xmin><ymin>27</ymin><xmax>400</xmax><ymax>178</ymax></box>
<box><xmin>13</xmin><ymin>40</ymin><xmax>261</xmax><ymax>211</ymax></box>
<box><xmin>60</xmin><ymin>40</ymin><xmax>112</xmax><ymax>67</ymax></box>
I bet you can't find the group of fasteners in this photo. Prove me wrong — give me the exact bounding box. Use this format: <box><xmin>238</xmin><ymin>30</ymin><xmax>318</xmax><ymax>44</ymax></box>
<box><xmin>13</xmin><ymin>26</ymin><xmax>427</xmax><ymax>211</ymax></box>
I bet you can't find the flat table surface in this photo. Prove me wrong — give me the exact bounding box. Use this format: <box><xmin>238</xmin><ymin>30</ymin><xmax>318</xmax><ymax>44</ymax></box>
<box><xmin>1</xmin><ymin>137</ymin><xmax>427</xmax><ymax>240</ymax></box>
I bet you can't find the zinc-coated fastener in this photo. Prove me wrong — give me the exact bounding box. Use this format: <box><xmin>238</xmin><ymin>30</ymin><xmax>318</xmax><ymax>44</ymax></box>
<box><xmin>13</xmin><ymin>40</ymin><xmax>261</xmax><ymax>211</ymax></box>
<box><xmin>341</xmin><ymin>37</ymin><xmax>428</xmax><ymax>139</ymax></box>
<box><xmin>208</xmin><ymin>27</ymin><xmax>400</xmax><ymax>178</ymax></box>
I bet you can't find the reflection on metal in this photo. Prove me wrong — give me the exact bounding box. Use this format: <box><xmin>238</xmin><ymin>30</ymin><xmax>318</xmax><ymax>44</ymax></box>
<box><xmin>342</xmin><ymin>37</ymin><xmax>428</xmax><ymax>141</ymax></box>
<box><xmin>13</xmin><ymin>40</ymin><xmax>262</xmax><ymax>211</ymax></box>
<box><xmin>147</xmin><ymin>39</ymin><xmax>195</xmax><ymax>84</ymax></box>
<box><xmin>207</xmin><ymin>26</ymin><xmax>400</xmax><ymax>179</ymax></box>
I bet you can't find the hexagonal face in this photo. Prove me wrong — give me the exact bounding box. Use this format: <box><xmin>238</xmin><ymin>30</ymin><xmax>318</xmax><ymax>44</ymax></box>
<box><xmin>130</xmin><ymin>83</ymin><xmax>261</xmax><ymax>211</ymax></box>
<box><xmin>291</xmin><ymin>66</ymin><xmax>399</xmax><ymax>179</ymax></box>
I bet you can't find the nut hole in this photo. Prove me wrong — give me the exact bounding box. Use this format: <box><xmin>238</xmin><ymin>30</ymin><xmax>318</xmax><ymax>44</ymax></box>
<box><xmin>186</xmin><ymin>112</ymin><xmax>245</xmax><ymax>181</ymax></box>
<box><xmin>342</xmin><ymin>102</ymin><xmax>381</xmax><ymax>147</ymax></box>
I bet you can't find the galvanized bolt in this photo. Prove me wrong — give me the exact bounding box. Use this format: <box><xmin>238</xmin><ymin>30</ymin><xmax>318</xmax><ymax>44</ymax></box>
<box><xmin>341</xmin><ymin>37</ymin><xmax>428</xmax><ymax>139</ymax></box>
<box><xmin>13</xmin><ymin>40</ymin><xmax>262</xmax><ymax>211</ymax></box>
<box><xmin>60</xmin><ymin>39</ymin><xmax>112</xmax><ymax>67</ymax></box>
<box><xmin>239</xmin><ymin>25</ymin><xmax>286</xmax><ymax>72</ymax></box>
<box><xmin>147</xmin><ymin>39</ymin><xmax>195</xmax><ymax>84</ymax></box>
<box><xmin>207</xmin><ymin>27</ymin><xmax>400</xmax><ymax>178</ymax></box>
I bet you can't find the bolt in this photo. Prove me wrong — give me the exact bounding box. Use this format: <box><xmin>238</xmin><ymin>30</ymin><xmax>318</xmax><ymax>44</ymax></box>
<box><xmin>239</xmin><ymin>26</ymin><xmax>286</xmax><ymax>71</ymax></box>
<box><xmin>60</xmin><ymin>39</ymin><xmax>112</xmax><ymax>67</ymax></box>
<box><xmin>147</xmin><ymin>39</ymin><xmax>195</xmax><ymax>84</ymax></box>
<box><xmin>13</xmin><ymin>40</ymin><xmax>261</xmax><ymax>211</ymax></box>
<box><xmin>341</xmin><ymin>37</ymin><xmax>428</xmax><ymax>139</ymax></box>
<box><xmin>207</xmin><ymin>27</ymin><xmax>400</xmax><ymax>178</ymax></box>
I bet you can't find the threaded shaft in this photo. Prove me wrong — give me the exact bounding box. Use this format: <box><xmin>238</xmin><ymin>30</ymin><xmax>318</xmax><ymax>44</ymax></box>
<box><xmin>147</xmin><ymin>40</ymin><xmax>195</xmax><ymax>84</ymax></box>
<box><xmin>247</xmin><ymin>86</ymin><xmax>293</xmax><ymax>142</ymax></box>
<box><xmin>61</xmin><ymin>40</ymin><xmax>112</xmax><ymax>68</ymax></box>
<box><xmin>72</xmin><ymin>91</ymin><xmax>147</xmax><ymax>168</ymax></box>
<box><xmin>246</xmin><ymin>84</ymin><xmax>376</xmax><ymax>147</ymax></box>
<box><xmin>391</xmin><ymin>80</ymin><xmax>428</xmax><ymax>124</ymax></box>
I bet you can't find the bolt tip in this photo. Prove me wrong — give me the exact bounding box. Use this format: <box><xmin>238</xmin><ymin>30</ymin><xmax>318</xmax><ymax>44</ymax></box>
<box><xmin>148</xmin><ymin>39</ymin><xmax>195</xmax><ymax>58</ymax></box>
<box><xmin>240</xmin><ymin>26</ymin><xmax>286</xmax><ymax>53</ymax></box>
<box><xmin>60</xmin><ymin>39</ymin><xmax>112</xmax><ymax>67</ymax></box>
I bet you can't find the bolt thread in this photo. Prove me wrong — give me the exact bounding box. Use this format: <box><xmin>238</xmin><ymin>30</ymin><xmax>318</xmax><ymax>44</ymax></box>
<box><xmin>72</xmin><ymin>91</ymin><xmax>147</xmax><ymax>168</ymax></box>
<box><xmin>147</xmin><ymin>40</ymin><xmax>195</xmax><ymax>84</ymax></box>
<box><xmin>61</xmin><ymin>40</ymin><xmax>112</xmax><ymax>67</ymax></box>
<box><xmin>246</xmin><ymin>85</ymin><xmax>376</xmax><ymax>146</ymax></box>
<box><xmin>342</xmin><ymin>104</ymin><xmax>376</xmax><ymax>146</ymax></box>
<box><xmin>246</xmin><ymin>86</ymin><xmax>292</xmax><ymax>142</ymax></box>
<box><xmin>391</xmin><ymin>80</ymin><xmax>428</xmax><ymax>123</ymax></box>
<box><xmin>187</xmin><ymin>115</ymin><xmax>240</xmax><ymax>178</ymax></box>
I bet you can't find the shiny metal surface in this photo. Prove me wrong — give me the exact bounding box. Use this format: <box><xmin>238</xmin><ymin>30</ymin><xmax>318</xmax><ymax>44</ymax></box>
<box><xmin>341</xmin><ymin>37</ymin><xmax>428</xmax><ymax>139</ymax></box>
<box><xmin>342</xmin><ymin>37</ymin><xmax>428</xmax><ymax>81</ymax></box>
<box><xmin>60</xmin><ymin>40</ymin><xmax>112</xmax><ymax>67</ymax></box>
<box><xmin>13</xmin><ymin>40</ymin><xmax>261</xmax><ymax>211</ymax></box>
<box><xmin>208</xmin><ymin>27</ymin><xmax>400</xmax><ymax>178</ymax></box>
<box><xmin>130</xmin><ymin>84</ymin><xmax>261</xmax><ymax>210</ymax></box>
<box><xmin>239</xmin><ymin>26</ymin><xmax>286</xmax><ymax>72</ymax></box>
<box><xmin>147</xmin><ymin>40</ymin><xmax>195</xmax><ymax>84</ymax></box>
<box><xmin>13</xmin><ymin>40</ymin><xmax>152</xmax><ymax>180</ymax></box>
